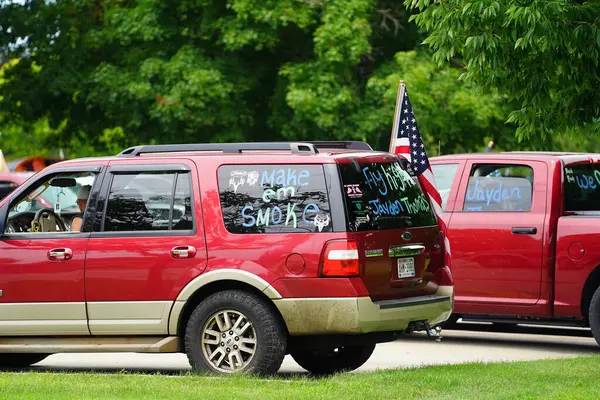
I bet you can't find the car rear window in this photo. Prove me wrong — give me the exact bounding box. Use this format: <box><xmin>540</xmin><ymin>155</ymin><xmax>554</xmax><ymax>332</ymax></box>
<box><xmin>339</xmin><ymin>160</ymin><xmax>436</xmax><ymax>231</ymax></box>
<box><xmin>564</xmin><ymin>164</ymin><xmax>600</xmax><ymax>212</ymax></box>
<box><xmin>218</xmin><ymin>165</ymin><xmax>332</xmax><ymax>234</ymax></box>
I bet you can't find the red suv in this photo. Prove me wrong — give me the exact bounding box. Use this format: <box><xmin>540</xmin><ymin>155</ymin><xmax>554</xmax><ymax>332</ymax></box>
<box><xmin>0</xmin><ymin>142</ymin><xmax>453</xmax><ymax>374</ymax></box>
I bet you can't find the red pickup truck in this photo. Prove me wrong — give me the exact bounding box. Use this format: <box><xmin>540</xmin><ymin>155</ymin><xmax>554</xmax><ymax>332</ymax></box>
<box><xmin>430</xmin><ymin>152</ymin><xmax>600</xmax><ymax>344</ymax></box>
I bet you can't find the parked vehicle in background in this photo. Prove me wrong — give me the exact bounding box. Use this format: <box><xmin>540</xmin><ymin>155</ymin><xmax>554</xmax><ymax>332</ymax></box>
<box><xmin>430</xmin><ymin>152</ymin><xmax>600</xmax><ymax>344</ymax></box>
<box><xmin>0</xmin><ymin>172</ymin><xmax>34</xmax><ymax>201</ymax></box>
<box><xmin>0</xmin><ymin>141</ymin><xmax>453</xmax><ymax>374</ymax></box>
<box><xmin>8</xmin><ymin>156</ymin><xmax>63</xmax><ymax>173</ymax></box>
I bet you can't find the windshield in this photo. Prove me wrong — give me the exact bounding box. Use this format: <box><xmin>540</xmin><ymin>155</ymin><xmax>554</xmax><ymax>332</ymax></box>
<box><xmin>339</xmin><ymin>159</ymin><xmax>437</xmax><ymax>231</ymax></box>
<box><xmin>564</xmin><ymin>164</ymin><xmax>600</xmax><ymax>212</ymax></box>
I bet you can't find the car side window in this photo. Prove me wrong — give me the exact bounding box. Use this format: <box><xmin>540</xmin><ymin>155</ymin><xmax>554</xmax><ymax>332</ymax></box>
<box><xmin>5</xmin><ymin>172</ymin><xmax>98</xmax><ymax>234</ymax></box>
<box><xmin>103</xmin><ymin>171</ymin><xmax>193</xmax><ymax>232</ymax></box>
<box><xmin>218</xmin><ymin>164</ymin><xmax>332</xmax><ymax>234</ymax></box>
<box><xmin>564</xmin><ymin>164</ymin><xmax>600</xmax><ymax>212</ymax></box>
<box><xmin>431</xmin><ymin>163</ymin><xmax>459</xmax><ymax>210</ymax></box>
<box><xmin>463</xmin><ymin>164</ymin><xmax>533</xmax><ymax>212</ymax></box>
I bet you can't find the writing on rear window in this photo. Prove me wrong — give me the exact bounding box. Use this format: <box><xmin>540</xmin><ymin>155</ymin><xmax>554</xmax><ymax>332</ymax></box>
<box><xmin>361</xmin><ymin>164</ymin><xmax>431</xmax><ymax>216</ymax></box>
<box><xmin>340</xmin><ymin>160</ymin><xmax>436</xmax><ymax>231</ymax></box>
<box><xmin>218</xmin><ymin>165</ymin><xmax>332</xmax><ymax>234</ymax></box>
<box><xmin>464</xmin><ymin>178</ymin><xmax>530</xmax><ymax>211</ymax></box>
<box><xmin>566</xmin><ymin>167</ymin><xmax>600</xmax><ymax>191</ymax></box>
<box><xmin>564</xmin><ymin>165</ymin><xmax>600</xmax><ymax>212</ymax></box>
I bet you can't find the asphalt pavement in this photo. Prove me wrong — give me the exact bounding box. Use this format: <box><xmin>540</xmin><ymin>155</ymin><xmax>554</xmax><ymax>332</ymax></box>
<box><xmin>32</xmin><ymin>322</ymin><xmax>600</xmax><ymax>374</ymax></box>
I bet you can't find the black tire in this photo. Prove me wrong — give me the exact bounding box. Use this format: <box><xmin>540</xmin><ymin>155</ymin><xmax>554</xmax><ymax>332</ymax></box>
<box><xmin>291</xmin><ymin>344</ymin><xmax>376</xmax><ymax>375</ymax></box>
<box><xmin>589</xmin><ymin>286</ymin><xmax>600</xmax><ymax>346</ymax></box>
<box><xmin>0</xmin><ymin>353</ymin><xmax>49</xmax><ymax>369</ymax></box>
<box><xmin>184</xmin><ymin>290</ymin><xmax>287</xmax><ymax>375</ymax></box>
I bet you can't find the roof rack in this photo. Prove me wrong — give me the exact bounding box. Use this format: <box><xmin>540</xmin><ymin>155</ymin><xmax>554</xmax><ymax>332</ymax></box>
<box><xmin>308</xmin><ymin>141</ymin><xmax>373</xmax><ymax>151</ymax></box>
<box><xmin>117</xmin><ymin>142</ymin><xmax>320</xmax><ymax>157</ymax></box>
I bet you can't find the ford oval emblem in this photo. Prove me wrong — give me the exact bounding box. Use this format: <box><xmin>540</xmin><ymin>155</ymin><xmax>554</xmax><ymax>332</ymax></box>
<box><xmin>401</xmin><ymin>231</ymin><xmax>412</xmax><ymax>241</ymax></box>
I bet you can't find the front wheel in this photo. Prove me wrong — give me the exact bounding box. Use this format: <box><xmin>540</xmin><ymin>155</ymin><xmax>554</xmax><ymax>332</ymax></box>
<box><xmin>291</xmin><ymin>344</ymin><xmax>375</xmax><ymax>375</ymax></box>
<box><xmin>184</xmin><ymin>290</ymin><xmax>287</xmax><ymax>375</ymax></box>
<box><xmin>589</xmin><ymin>286</ymin><xmax>600</xmax><ymax>346</ymax></box>
<box><xmin>0</xmin><ymin>353</ymin><xmax>49</xmax><ymax>369</ymax></box>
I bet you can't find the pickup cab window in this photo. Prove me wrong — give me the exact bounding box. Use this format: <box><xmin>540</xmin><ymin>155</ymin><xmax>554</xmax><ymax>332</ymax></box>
<box><xmin>463</xmin><ymin>164</ymin><xmax>533</xmax><ymax>212</ymax></box>
<box><xmin>431</xmin><ymin>163</ymin><xmax>459</xmax><ymax>210</ymax></box>
<box><xmin>564</xmin><ymin>164</ymin><xmax>600</xmax><ymax>212</ymax></box>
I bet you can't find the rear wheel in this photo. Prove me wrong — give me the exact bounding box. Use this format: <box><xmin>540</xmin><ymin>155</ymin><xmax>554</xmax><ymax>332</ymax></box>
<box><xmin>291</xmin><ymin>344</ymin><xmax>375</xmax><ymax>375</ymax></box>
<box><xmin>589</xmin><ymin>286</ymin><xmax>600</xmax><ymax>346</ymax></box>
<box><xmin>184</xmin><ymin>290</ymin><xmax>287</xmax><ymax>375</ymax></box>
<box><xmin>0</xmin><ymin>353</ymin><xmax>49</xmax><ymax>369</ymax></box>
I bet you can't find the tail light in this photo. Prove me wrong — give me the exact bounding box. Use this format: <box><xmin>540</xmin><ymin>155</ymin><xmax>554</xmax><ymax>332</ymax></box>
<box><xmin>432</xmin><ymin>265</ymin><xmax>453</xmax><ymax>286</ymax></box>
<box><xmin>321</xmin><ymin>240</ymin><xmax>360</xmax><ymax>277</ymax></box>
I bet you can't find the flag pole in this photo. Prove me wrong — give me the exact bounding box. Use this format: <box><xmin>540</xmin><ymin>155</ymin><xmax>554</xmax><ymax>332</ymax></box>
<box><xmin>388</xmin><ymin>80</ymin><xmax>406</xmax><ymax>153</ymax></box>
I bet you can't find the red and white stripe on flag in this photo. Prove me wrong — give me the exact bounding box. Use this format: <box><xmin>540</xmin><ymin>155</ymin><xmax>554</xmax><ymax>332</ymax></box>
<box><xmin>388</xmin><ymin>81</ymin><xmax>452</xmax><ymax>270</ymax></box>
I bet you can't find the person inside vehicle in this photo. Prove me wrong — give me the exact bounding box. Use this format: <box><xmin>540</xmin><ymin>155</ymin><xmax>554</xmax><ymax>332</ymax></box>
<box><xmin>71</xmin><ymin>185</ymin><xmax>91</xmax><ymax>232</ymax></box>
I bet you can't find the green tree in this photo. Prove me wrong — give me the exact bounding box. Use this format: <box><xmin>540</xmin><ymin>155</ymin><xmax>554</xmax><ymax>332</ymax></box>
<box><xmin>405</xmin><ymin>0</ymin><xmax>600</xmax><ymax>140</ymax></box>
<box><xmin>0</xmin><ymin>0</ymin><xmax>578</xmax><ymax>159</ymax></box>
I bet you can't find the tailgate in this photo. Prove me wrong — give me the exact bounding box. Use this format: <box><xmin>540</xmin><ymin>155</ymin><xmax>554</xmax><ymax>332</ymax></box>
<box><xmin>336</xmin><ymin>155</ymin><xmax>443</xmax><ymax>301</ymax></box>
<box><xmin>356</xmin><ymin>226</ymin><xmax>442</xmax><ymax>301</ymax></box>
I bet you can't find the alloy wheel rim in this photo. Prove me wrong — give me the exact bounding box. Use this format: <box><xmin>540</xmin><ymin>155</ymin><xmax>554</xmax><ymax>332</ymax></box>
<box><xmin>200</xmin><ymin>309</ymin><xmax>257</xmax><ymax>372</ymax></box>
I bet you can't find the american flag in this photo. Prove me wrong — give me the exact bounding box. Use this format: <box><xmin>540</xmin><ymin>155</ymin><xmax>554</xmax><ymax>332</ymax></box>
<box><xmin>389</xmin><ymin>82</ymin><xmax>452</xmax><ymax>270</ymax></box>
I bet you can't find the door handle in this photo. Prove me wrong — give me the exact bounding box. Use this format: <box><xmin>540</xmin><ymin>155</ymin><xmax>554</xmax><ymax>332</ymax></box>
<box><xmin>511</xmin><ymin>227</ymin><xmax>537</xmax><ymax>235</ymax></box>
<box><xmin>47</xmin><ymin>248</ymin><xmax>73</xmax><ymax>261</ymax></box>
<box><xmin>171</xmin><ymin>246</ymin><xmax>197</xmax><ymax>259</ymax></box>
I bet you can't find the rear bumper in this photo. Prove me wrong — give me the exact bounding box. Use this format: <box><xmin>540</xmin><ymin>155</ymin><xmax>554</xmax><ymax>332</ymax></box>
<box><xmin>273</xmin><ymin>286</ymin><xmax>454</xmax><ymax>335</ymax></box>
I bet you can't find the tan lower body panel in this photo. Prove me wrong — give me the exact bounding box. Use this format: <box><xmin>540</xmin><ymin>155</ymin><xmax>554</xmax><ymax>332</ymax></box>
<box><xmin>273</xmin><ymin>286</ymin><xmax>454</xmax><ymax>335</ymax></box>
<box><xmin>0</xmin><ymin>303</ymin><xmax>88</xmax><ymax>336</ymax></box>
<box><xmin>0</xmin><ymin>336</ymin><xmax>180</xmax><ymax>354</ymax></box>
<box><xmin>87</xmin><ymin>301</ymin><xmax>173</xmax><ymax>335</ymax></box>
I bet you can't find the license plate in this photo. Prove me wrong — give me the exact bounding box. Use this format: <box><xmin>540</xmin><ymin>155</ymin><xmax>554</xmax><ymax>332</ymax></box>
<box><xmin>397</xmin><ymin>257</ymin><xmax>415</xmax><ymax>278</ymax></box>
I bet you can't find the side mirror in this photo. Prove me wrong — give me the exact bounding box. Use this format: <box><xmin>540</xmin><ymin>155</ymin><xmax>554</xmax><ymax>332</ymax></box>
<box><xmin>50</xmin><ymin>177</ymin><xmax>76</xmax><ymax>188</ymax></box>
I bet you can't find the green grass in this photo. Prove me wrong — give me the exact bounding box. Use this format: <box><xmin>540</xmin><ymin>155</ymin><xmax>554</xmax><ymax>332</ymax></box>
<box><xmin>1</xmin><ymin>356</ymin><xmax>600</xmax><ymax>400</ymax></box>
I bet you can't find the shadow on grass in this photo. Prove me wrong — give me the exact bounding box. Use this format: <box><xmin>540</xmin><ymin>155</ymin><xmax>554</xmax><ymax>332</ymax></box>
<box><xmin>19</xmin><ymin>365</ymin><xmax>322</xmax><ymax>380</ymax></box>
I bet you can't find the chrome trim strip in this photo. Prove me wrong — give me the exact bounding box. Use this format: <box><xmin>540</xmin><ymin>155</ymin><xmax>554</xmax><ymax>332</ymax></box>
<box><xmin>389</xmin><ymin>244</ymin><xmax>425</xmax><ymax>257</ymax></box>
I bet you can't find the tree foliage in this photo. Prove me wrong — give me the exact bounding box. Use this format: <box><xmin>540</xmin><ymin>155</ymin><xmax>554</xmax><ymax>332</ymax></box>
<box><xmin>0</xmin><ymin>0</ymin><xmax>596</xmax><ymax>159</ymax></box>
<box><xmin>405</xmin><ymin>0</ymin><xmax>600</xmax><ymax>140</ymax></box>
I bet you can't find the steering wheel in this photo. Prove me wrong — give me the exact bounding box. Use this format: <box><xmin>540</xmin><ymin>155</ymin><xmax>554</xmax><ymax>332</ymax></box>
<box><xmin>32</xmin><ymin>208</ymin><xmax>67</xmax><ymax>233</ymax></box>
